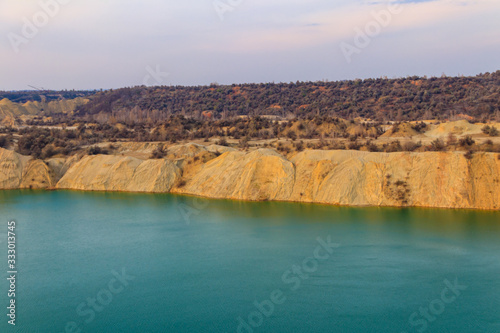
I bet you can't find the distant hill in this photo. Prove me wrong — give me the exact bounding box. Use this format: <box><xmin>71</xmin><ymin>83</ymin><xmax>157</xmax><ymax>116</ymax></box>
<box><xmin>0</xmin><ymin>90</ymin><xmax>95</xmax><ymax>104</ymax></box>
<box><xmin>0</xmin><ymin>97</ymin><xmax>89</xmax><ymax>126</ymax></box>
<box><xmin>75</xmin><ymin>71</ymin><xmax>500</xmax><ymax>122</ymax></box>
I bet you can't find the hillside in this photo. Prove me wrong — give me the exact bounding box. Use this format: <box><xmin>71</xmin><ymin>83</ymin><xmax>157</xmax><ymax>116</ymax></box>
<box><xmin>0</xmin><ymin>97</ymin><xmax>89</xmax><ymax>126</ymax></box>
<box><xmin>0</xmin><ymin>90</ymin><xmax>95</xmax><ymax>103</ymax></box>
<box><xmin>75</xmin><ymin>71</ymin><xmax>500</xmax><ymax>122</ymax></box>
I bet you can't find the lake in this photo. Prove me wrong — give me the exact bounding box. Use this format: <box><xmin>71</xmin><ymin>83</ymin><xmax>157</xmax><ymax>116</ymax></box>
<box><xmin>0</xmin><ymin>190</ymin><xmax>499</xmax><ymax>333</ymax></box>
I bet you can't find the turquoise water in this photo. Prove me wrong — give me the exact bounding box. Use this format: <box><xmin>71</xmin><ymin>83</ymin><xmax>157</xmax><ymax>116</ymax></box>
<box><xmin>0</xmin><ymin>190</ymin><xmax>499</xmax><ymax>333</ymax></box>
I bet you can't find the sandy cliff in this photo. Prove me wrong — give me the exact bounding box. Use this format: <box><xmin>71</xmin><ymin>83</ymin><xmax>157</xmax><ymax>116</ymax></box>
<box><xmin>0</xmin><ymin>149</ymin><xmax>77</xmax><ymax>189</ymax></box>
<box><xmin>0</xmin><ymin>147</ymin><xmax>499</xmax><ymax>210</ymax></box>
<box><xmin>0</xmin><ymin>97</ymin><xmax>88</xmax><ymax>121</ymax></box>
<box><xmin>285</xmin><ymin>150</ymin><xmax>500</xmax><ymax>209</ymax></box>
<box><xmin>0</xmin><ymin>149</ymin><xmax>29</xmax><ymax>189</ymax></box>
<box><xmin>175</xmin><ymin>149</ymin><xmax>500</xmax><ymax>210</ymax></box>
<box><xmin>56</xmin><ymin>155</ymin><xmax>180</xmax><ymax>193</ymax></box>
<box><xmin>174</xmin><ymin>149</ymin><xmax>294</xmax><ymax>201</ymax></box>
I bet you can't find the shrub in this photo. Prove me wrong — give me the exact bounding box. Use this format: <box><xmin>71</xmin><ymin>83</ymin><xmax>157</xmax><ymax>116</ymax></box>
<box><xmin>294</xmin><ymin>140</ymin><xmax>304</xmax><ymax>152</ymax></box>
<box><xmin>412</xmin><ymin>122</ymin><xmax>427</xmax><ymax>133</ymax></box>
<box><xmin>366</xmin><ymin>141</ymin><xmax>379</xmax><ymax>152</ymax></box>
<box><xmin>41</xmin><ymin>144</ymin><xmax>57</xmax><ymax>159</ymax></box>
<box><xmin>150</xmin><ymin>145</ymin><xmax>167</xmax><ymax>159</ymax></box>
<box><xmin>384</xmin><ymin>140</ymin><xmax>402</xmax><ymax>152</ymax></box>
<box><xmin>481</xmin><ymin>125</ymin><xmax>498</xmax><ymax>136</ymax></box>
<box><xmin>482</xmin><ymin>125</ymin><xmax>491</xmax><ymax>135</ymax></box>
<box><xmin>459</xmin><ymin>135</ymin><xmax>475</xmax><ymax>147</ymax></box>
<box><xmin>464</xmin><ymin>150</ymin><xmax>474</xmax><ymax>160</ymax></box>
<box><xmin>347</xmin><ymin>141</ymin><xmax>361</xmax><ymax>150</ymax></box>
<box><xmin>328</xmin><ymin>140</ymin><xmax>345</xmax><ymax>150</ymax></box>
<box><xmin>217</xmin><ymin>137</ymin><xmax>229</xmax><ymax>146</ymax></box>
<box><xmin>446</xmin><ymin>133</ymin><xmax>457</xmax><ymax>145</ymax></box>
<box><xmin>239</xmin><ymin>137</ymin><xmax>249</xmax><ymax>150</ymax></box>
<box><xmin>391</xmin><ymin>123</ymin><xmax>400</xmax><ymax>133</ymax></box>
<box><xmin>87</xmin><ymin>146</ymin><xmax>108</xmax><ymax>155</ymax></box>
<box><xmin>430</xmin><ymin>138</ymin><xmax>445</xmax><ymax>151</ymax></box>
<box><xmin>16</xmin><ymin>132</ymin><xmax>51</xmax><ymax>158</ymax></box>
<box><xmin>402</xmin><ymin>141</ymin><xmax>420</xmax><ymax>152</ymax></box>
<box><xmin>0</xmin><ymin>135</ymin><xmax>9</xmax><ymax>148</ymax></box>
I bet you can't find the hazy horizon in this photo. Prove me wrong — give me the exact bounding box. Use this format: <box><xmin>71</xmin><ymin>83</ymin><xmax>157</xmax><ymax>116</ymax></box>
<box><xmin>2</xmin><ymin>0</ymin><xmax>500</xmax><ymax>91</ymax></box>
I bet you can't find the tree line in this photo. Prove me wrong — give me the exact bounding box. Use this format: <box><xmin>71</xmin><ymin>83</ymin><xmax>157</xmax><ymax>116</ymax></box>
<box><xmin>74</xmin><ymin>71</ymin><xmax>500</xmax><ymax>123</ymax></box>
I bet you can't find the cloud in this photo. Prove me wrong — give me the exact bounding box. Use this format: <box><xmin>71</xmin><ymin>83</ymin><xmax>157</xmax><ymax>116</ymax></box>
<box><xmin>201</xmin><ymin>0</ymin><xmax>498</xmax><ymax>52</ymax></box>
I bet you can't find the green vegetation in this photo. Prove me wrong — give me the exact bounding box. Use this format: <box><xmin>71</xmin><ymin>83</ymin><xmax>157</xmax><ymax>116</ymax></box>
<box><xmin>482</xmin><ymin>125</ymin><xmax>499</xmax><ymax>137</ymax></box>
<box><xmin>7</xmin><ymin>117</ymin><xmax>500</xmax><ymax>158</ymax></box>
<box><xmin>0</xmin><ymin>135</ymin><xmax>12</xmax><ymax>148</ymax></box>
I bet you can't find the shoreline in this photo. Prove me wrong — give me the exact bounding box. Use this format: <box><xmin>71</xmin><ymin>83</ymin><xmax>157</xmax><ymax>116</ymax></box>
<box><xmin>1</xmin><ymin>145</ymin><xmax>499</xmax><ymax>211</ymax></box>
<box><xmin>2</xmin><ymin>187</ymin><xmax>499</xmax><ymax>212</ymax></box>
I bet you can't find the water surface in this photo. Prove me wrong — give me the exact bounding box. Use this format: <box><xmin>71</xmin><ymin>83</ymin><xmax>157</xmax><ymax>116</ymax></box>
<box><xmin>0</xmin><ymin>190</ymin><xmax>499</xmax><ymax>332</ymax></box>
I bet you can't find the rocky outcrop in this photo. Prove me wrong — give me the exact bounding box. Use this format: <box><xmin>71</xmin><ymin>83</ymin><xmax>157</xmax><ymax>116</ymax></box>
<box><xmin>0</xmin><ymin>149</ymin><xmax>29</xmax><ymax>189</ymax></box>
<box><xmin>177</xmin><ymin>149</ymin><xmax>500</xmax><ymax>210</ymax></box>
<box><xmin>0</xmin><ymin>149</ymin><xmax>73</xmax><ymax>189</ymax></box>
<box><xmin>20</xmin><ymin>160</ymin><xmax>58</xmax><ymax>189</ymax></box>
<box><xmin>1</xmin><ymin>147</ymin><xmax>499</xmax><ymax>210</ymax></box>
<box><xmin>56</xmin><ymin>155</ymin><xmax>180</xmax><ymax>193</ymax></box>
<box><xmin>174</xmin><ymin>149</ymin><xmax>294</xmax><ymax>201</ymax></box>
<box><xmin>285</xmin><ymin>150</ymin><xmax>500</xmax><ymax>209</ymax></box>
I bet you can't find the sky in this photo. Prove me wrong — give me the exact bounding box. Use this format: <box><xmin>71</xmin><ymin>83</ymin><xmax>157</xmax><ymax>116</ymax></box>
<box><xmin>1</xmin><ymin>0</ymin><xmax>499</xmax><ymax>90</ymax></box>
